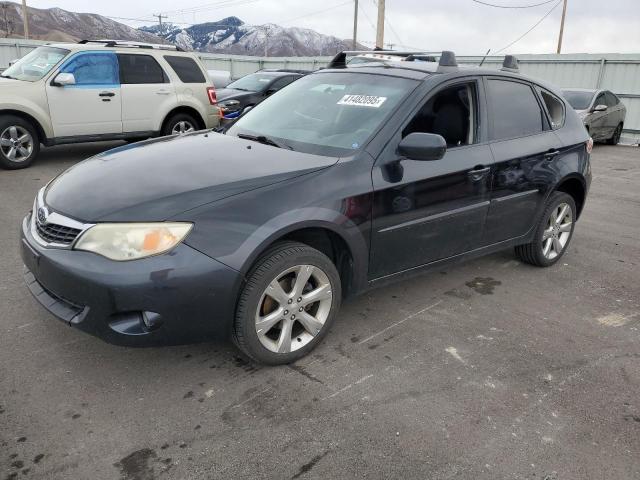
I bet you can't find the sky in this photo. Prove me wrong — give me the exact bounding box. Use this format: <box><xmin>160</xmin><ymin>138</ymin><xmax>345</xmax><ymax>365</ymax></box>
<box><xmin>25</xmin><ymin>0</ymin><xmax>640</xmax><ymax>55</ymax></box>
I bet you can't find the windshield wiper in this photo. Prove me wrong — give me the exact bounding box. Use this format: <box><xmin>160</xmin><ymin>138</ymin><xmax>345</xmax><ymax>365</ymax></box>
<box><xmin>237</xmin><ymin>133</ymin><xmax>292</xmax><ymax>150</ymax></box>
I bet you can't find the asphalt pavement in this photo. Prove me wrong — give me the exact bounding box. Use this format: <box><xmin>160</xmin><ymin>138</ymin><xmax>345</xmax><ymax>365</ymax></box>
<box><xmin>1</xmin><ymin>143</ymin><xmax>639</xmax><ymax>480</ymax></box>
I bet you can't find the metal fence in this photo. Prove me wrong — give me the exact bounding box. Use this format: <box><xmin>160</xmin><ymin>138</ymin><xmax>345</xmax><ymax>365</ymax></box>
<box><xmin>1</xmin><ymin>39</ymin><xmax>639</xmax><ymax>140</ymax></box>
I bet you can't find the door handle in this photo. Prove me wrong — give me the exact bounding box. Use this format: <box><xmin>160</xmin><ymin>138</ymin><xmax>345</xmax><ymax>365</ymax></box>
<box><xmin>155</xmin><ymin>90</ymin><xmax>171</xmax><ymax>95</ymax></box>
<box><xmin>99</xmin><ymin>92</ymin><xmax>115</xmax><ymax>97</ymax></box>
<box><xmin>467</xmin><ymin>166</ymin><xmax>490</xmax><ymax>182</ymax></box>
<box><xmin>544</xmin><ymin>149</ymin><xmax>560</xmax><ymax>160</ymax></box>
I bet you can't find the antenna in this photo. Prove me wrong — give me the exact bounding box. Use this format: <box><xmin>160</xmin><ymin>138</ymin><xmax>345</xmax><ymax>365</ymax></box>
<box><xmin>478</xmin><ymin>49</ymin><xmax>491</xmax><ymax>67</ymax></box>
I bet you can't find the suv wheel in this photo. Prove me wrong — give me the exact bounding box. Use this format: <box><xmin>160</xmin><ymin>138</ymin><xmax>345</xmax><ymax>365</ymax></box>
<box><xmin>163</xmin><ymin>113</ymin><xmax>198</xmax><ymax>136</ymax></box>
<box><xmin>515</xmin><ymin>192</ymin><xmax>576</xmax><ymax>267</ymax></box>
<box><xmin>0</xmin><ymin>116</ymin><xmax>40</xmax><ymax>170</ymax></box>
<box><xmin>233</xmin><ymin>242</ymin><xmax>341</xmax><ymax>365</ymax></box>
<box><xmin>607</xmin><ymin>123</ymin><xmax>623</xmax><ymax>145</ymax></box>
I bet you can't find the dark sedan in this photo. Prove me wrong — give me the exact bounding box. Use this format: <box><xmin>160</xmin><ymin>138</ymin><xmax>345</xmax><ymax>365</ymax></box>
<box><xmin>563</xmin><ymin>88</ymin><xmax>626</xmax><ymax>144</ymax></box>
<box><xmin>216</xmin><ymin>70</ymin><xmax>306</xmax><ymax>117</ymax></box>
<box><xmin>21</xmin><ymin>52</ymin><xmax>591</xmax><ymax>365</ymax></box>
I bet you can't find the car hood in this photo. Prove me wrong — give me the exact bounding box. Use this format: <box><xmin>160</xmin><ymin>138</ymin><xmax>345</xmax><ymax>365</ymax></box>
<box><xmin>44</xmin><ymin>132</ymin><xmax>338</xmax><ymax>222</ymax></box>
<box><xmin>216</xmin><ymin>88</ymin><xmax>255</xmax><ymax>101</ymax></box>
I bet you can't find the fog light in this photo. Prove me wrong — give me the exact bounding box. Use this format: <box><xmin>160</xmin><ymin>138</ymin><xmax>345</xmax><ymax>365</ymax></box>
<box><xmin>142</xmin><ymin>311</ymin><xmax>163</xmax><ymax>331</ymax></box>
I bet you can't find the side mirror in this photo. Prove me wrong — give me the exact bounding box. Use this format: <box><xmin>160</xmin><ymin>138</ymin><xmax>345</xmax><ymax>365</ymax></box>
<box><xmin>52</xmin><ymin>72</ymin><xmax>76</xmax><ymax>86</ymax></box>
<box><xmin>398</xmin><ymin>132</ymin><xmax>447</xmax><ymax>161</ymax></box>
<box><xmin>592</xmin><ymin>104</ymin><xmax>607</xmax><ymax>112</ymax></box>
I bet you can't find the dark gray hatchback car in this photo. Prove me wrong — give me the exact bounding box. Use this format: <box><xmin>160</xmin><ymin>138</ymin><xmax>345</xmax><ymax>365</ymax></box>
<box><xmin>21</xmin><ymin>51</ymin><xmax>592</xmax><ymax>364</ymax></box>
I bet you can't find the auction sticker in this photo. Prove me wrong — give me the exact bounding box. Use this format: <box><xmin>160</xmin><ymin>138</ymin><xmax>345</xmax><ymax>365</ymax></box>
<box><xmin>338</xmin><ymin>94</ymin><xmax>387</xmax><ymax>108</ymax></box>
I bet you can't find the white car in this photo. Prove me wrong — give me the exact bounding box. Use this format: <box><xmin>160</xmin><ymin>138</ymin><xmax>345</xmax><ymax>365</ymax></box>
<box><xmin>0</xmin><ymin>40</ymin><xmax>221</xmax><ymax>169</ymax></box>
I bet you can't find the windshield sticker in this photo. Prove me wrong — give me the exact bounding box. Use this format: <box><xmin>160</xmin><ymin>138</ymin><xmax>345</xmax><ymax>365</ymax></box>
<box><xmin>338</xmin><ymin>94</ymin><xmax>387</xmax><ymax>108</ymax></box>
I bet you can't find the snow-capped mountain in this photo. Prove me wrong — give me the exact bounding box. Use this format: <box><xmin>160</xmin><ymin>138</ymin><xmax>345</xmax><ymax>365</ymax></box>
<box><xmin>140</xmin><ymin>17</ymin><xmax>361</xmax><ymax>56</ymax></box>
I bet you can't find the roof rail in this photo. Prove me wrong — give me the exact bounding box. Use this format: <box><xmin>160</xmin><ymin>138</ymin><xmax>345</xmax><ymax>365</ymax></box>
<box><xmin>501</xmin><ymin>55</ymin><xmax>519</xmax><ymax>73</ymax></box>
<box><xmin>327</xmin><ymin>50</ymin><xmax>458</xmax><ymax>70</ymax></box>
<box><xmin>78</xmin><ymin>40</ymin><xmax>184</xmax><ymax>52</ymax></box>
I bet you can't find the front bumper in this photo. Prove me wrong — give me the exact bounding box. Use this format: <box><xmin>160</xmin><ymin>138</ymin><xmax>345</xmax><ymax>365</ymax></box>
<box><xmin>21</xmin><ymin>215</ymin><xmax>241</xmax><ymax>346</ymax></box>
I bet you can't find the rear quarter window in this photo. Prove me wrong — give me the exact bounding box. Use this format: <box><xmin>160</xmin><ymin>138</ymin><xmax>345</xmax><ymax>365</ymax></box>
<box><xmin>164</xmin><ymin>56</ymin><xmax>207</xmax><ymax>83</ymax></box>
<box><xmin>538</xmin><ymin>88</ymin><xmax>565</xmax><ymax>129</ymax></box>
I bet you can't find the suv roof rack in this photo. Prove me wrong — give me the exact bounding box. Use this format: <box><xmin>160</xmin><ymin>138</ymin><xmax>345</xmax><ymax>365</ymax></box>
<box><xmin>327</xmin><ymin>50</ymin><xmax>458</xmax><ymax>72</ymax></box>
<box><xmin>501</xmin><ymin>55</ymin><xmax>519</xmax><ymax>73</ymax></box>
<box><xmin>78</xmin><ymin>39</ymin><xmax>184</xmax><ymax>52</ymax></box>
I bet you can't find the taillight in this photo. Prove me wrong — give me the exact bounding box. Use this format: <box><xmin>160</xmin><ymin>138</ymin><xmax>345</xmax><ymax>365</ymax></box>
<box><xmin>206</xmin><ymin>86</ymin><xmax>217</xmax><ymax>105</ymax></box>
<box><xmin>586</xmin><ymin>137</ymin><xmax>593</xmax><ymax>154</ymax></box>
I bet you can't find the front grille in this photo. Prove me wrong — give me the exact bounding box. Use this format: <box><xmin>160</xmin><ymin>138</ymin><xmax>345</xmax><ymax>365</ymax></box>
<box><xmin>35</xmin><ymin>216</ymin><xmax>82</xmax><ymax>246</ymax></box>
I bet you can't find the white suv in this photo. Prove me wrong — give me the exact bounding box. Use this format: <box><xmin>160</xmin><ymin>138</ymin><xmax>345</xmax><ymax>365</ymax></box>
<box><xmin>0</xmin><ymin>40</ymin><xmax>221</xmax><ymax>169</ymax></box>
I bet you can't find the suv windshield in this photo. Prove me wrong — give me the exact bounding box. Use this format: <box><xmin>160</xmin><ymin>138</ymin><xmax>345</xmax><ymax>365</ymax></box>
<box><xmin>1</xmin><ymin>46</ymin><xmax>69</xmax><ymax>82</ymax></box>
<box><xmin>227</xmin><ymin>73</ymin><xmax>280</xmax><ymax>92</ymax></box>
<box><xmin>562</xmin><ymin>90</ymin><xmax>595</xmax><ymax>111</ymax></box>
<box><xmin>228</xmin><ymin>72</ymin><xmax>417</xmax><ymax>156</ymax></box>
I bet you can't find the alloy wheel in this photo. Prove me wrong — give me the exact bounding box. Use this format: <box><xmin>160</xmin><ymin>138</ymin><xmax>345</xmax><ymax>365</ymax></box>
<box><xmin>171</xmin><ymin>121</ymin><xmax>195</xmax><ymax>135</ymax></box>
<box><xmin>0</xmin><ymin>126</ymin><xmax>33</xmax><ymax>163</ymax></box>
<box><xmin>542</xmin><ymin>202</ymin><xmax>573</xmax><ymax>260</ymax></box>
<box><xmin>255</xmin><ymin>264</ymin><xmax>333</xmax><ymax>354</ymax></box>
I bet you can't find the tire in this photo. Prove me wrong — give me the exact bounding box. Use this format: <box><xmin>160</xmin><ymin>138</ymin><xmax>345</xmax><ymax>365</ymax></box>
<box><xmin>233</xmin><ymin>241</ymin><xmax>342</xmax><ymax>365</ymax></box>
<box><xmin>162</xmin><ymin>113</ymin><xmax>199</xmax><ymax>136</ymax></box>
<box><xmin>515</xmin><ymin>191</ymin><xmax>576</xmax><ymax>267</ymax></box>
<box><xmin>606</xmin><ymin>123</ymin><xmax>623</xmax><ymax>145</ymax></box>
<box><xmin>0</xmin><ymin>115</ymin><xmax>40</xmax><ymax>170</ymax></box>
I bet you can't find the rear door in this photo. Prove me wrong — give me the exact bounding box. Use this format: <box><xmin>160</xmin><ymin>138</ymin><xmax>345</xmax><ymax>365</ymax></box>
<box><xmin>370</xmin><ymin>78</ymin><xmax>493</xmax><ymax>278</ymax></box>
<box><xmin>483</xmin><ymin>78</ymin><xmax>562</xmax><ymax>244</ymax></box>
<box><xmin>605</xmin><ymin>91</ymin><xmax>623</xmax><ymax>132</ymax></box>
<box><xmin>45</xmin><ymin>51</ymin><xmax>122</xmax><ymax>137</ymax></box>
<box><xmin>117</xmin><ymin>54</ymin><xmax>175</xmax><ymax>134</ymax></box>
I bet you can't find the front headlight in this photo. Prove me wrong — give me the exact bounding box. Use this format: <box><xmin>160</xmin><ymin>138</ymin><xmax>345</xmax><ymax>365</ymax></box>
<box><xmin>74</xmin><ymin>223</ymin><xmax>193</xmax><ymax>261</ymax></box>
<box><xmin>219</xmin><ymin>99</ymin><xmax>240</xmax><ymax>110</ymax></box>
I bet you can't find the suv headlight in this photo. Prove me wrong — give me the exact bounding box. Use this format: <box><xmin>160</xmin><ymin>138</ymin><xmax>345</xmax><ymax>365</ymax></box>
<box><xmin>74</xmin><ymin>223</ymin><xmax>193</xmax><ymax>261</ymax></box>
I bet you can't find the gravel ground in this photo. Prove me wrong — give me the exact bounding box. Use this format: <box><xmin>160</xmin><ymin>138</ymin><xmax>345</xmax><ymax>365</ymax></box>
<box><xmin>1</xmin><ymin>143</ymin><xmax>639</xmax><ymax>480</ymax></box>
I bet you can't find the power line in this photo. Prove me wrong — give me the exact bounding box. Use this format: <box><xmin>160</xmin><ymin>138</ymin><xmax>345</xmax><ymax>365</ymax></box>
<box><xmin>471</xmin><ymin>0</ymin><xmax>557</xmax><ymax>8</ymax></box>
<box><xmin>494</xmin><ymin>0</ymin><xmax>563</xmax><ymax>53</ymax></box>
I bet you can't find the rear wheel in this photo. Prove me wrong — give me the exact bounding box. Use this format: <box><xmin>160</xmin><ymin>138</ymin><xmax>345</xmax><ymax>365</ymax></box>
<box><xmin>162</xmin><ymin>113</ymin><xmax>198</xmax><ymax>136</ymax></box>
<box><xmin>0</xmin><ymin>116</ymin><xmax>40</xmax><ymax>170</ymax></box>
<box><xmin>515</xmin><ymin>192</ymin><xmax>576</xmax><ymax>267</ymax></box>
<box><xmin>233</xmin><ymin>242</ymin><xmax>341</xmax><ymax>365</ymax></box>
<box><xmin>607</xmin><ymin>123</ymin><xmax>623</xmax><ymax>145</ymax></box>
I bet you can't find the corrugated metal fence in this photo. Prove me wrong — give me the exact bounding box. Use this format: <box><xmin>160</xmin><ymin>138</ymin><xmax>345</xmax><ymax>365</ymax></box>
<box><xmin>1</xmin><ymin>39</ymin><xmax>639</xmax><ymax>140</ymax></box>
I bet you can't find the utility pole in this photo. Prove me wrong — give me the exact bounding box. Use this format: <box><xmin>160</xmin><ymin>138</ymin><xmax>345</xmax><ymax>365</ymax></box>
<box><xmin>556</xmin><ymin>0</ymin><xmax>567</xmax><ymax>54</ymax></box>
<box><xmin>21</xmin><ymin>0</ymin><xmax>29</xmax><ymax>39</ymax></box>
<box><xmin>375</xmin><ymin>0</ymin><xmax>385</xmax><ymax>49</ymax></box>
<box><xmin>153</xmin><ymin>13</ymin><xmax>168</xmax><ymax>37</ymax></box>
<box><xmin>352</xmin><ymin>0</ymin><xmax>358</xmax><ymax>50</ymax></box>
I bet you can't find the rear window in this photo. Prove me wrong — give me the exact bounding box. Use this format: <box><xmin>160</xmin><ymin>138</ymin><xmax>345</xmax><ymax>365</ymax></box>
<box><xmin>164</xmin><ymin>55</ymin><xmax>206</xmax><ymax>83</ymax></box>
<box><xmin>487</xmin><ymin>79</ymin><xmax>543</xmax><ymax>140</ymax></box>
<box><xmin>538</xmin><ymin>88</ymin><xmax>565</xmax><ymax>129</ymax></box>
<box><xmin>118</xmin><ymin>54</ymin><xmax>167</xmax><ymax>84</ymax></box>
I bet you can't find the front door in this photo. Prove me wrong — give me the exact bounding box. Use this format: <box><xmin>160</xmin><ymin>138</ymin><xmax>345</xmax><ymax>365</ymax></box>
<box><xmin>370</xmin><ymin>79</ymin><xmax>493</xmax><ymax>279</ymax></box>
<box><xmin>45</xmin><ymin>51</ymin><xmax>122</xmax><ymax>137</ymax></box>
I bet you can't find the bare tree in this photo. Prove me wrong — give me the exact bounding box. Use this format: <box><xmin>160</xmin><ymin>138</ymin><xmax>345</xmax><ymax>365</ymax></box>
<box><xmin>2</xmin><ymin>4</ymin><xmax>14</xmax><ymax>38</ymax></box>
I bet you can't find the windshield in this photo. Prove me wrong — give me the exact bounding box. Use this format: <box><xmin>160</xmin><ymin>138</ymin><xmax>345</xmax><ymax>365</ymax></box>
<box><xmin>228</xmin><ymin>72</ymin><xmax>417</xmax><ymax>156</ymax></box>
<box><xmin>226</xmin><ymin>73</ymin><xmax>278</xmax><ymax>92</ymax></box>
<box><xmin>562</xmin><ymin>90</ymin><xmax>595</xmax><ymax>110</ymax></box>
<box><xmin>1</xmin><ymin>46</ymin><xmax>69</xmax><ymax>82</ymax></box>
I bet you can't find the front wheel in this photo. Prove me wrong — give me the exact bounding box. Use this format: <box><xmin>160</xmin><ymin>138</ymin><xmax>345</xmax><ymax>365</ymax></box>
<box><xmin>515</xmin><ymin>192</ymin><xmax>576</xmax><ymax>267</ymax></box>
<box><xmin>233</xmin><ymin>242</ymin><xmax>342</xmax><ymax>365</ymax></box>
<box><xmin>0</xmin><ymin>116</ymin><xmax>40</xmax><ymax>170</ymax></box>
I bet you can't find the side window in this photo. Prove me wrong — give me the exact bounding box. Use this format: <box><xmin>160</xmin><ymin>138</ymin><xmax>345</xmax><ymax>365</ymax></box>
<box><xmin>538</xmin><ymin>88</ymin><xmax>565</xmax><ymax>129</ymax></box>
<box><xmin>118</xmin><ymin>54</ymin><xmax>167</xmax><ymax>84</ymax></box>
<box><xmin>270</xmin><ymin>76</ymin><xmax>297</xmax><ymax>91</ymax></box>
<box><xmin>59</xmin><ymin>52</ymin><xmax>119</xmax><ymax>86</ymax></box>
<box><xmin>403</xmin><ymin>82</ymin><xmax>478</xmax><ymax>147</ymax></box>
<box><xmin>605</xmin><ymin>91</ymin><xmax>619</xmax><ymax>107</ymax></box>
<box><xmin>594</xmin><ymin>93</ymin><xmax>607</xmax><ymax>108</ymax></box>
<box><xmin>487</xmin><ymin>79</ymin><xmax>543</xmax><ymax>140</ymax></box>
<box><xmin>163</xmin><ymin>55</ymin><xmax>206</xmax><ymax>83</ymax></box>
